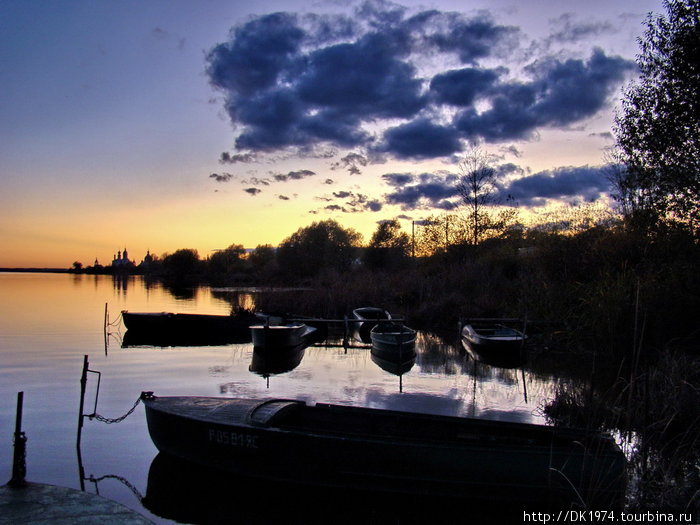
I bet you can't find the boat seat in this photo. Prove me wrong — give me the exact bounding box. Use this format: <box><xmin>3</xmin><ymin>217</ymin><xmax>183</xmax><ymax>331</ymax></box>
<box><xmin>248</xmin><ymin>399</ymin><xmax>305</xmax><ymax>427</ymax></box>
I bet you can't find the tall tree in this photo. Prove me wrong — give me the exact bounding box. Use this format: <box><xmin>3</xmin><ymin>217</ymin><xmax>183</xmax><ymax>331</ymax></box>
<box><xmin>277</xmin><ymin>220</ymin><xmax>362</xmax><ymax>278</ymax></box>
<box><xmin>613</xmin><ymin>0</ymin><xmax>700</xmax><ymax>232</ymax></box>
<box><xmin>365</xmin><ymin>220</ymin><xmax>410</xmax><ymax>268</ymax></box>
<box><xmin>457</xmin><ymin>148</ymin><xmax>502</xmax><ymax>245</ymax></box>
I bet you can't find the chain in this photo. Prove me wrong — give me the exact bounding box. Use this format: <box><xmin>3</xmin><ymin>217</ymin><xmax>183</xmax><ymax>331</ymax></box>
<box><xmin>87</xmin><ymin>474</ymin><xmax>144</xmax><ymax>501</ymax></box>
<box><xmin>91</xmin><ymin>396</ymin><xmax>142</xmax><ymax>424</ymax></box>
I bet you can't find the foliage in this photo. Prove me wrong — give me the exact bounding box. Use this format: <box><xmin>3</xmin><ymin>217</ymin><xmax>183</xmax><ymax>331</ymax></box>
<box><xmin>276</xmin><ymin>219</ymin><xmax>362</xmax><ymax>279</ymax></box>
<box><xmin>207</xmin><ymin>244</ymin><xmax>247</xmax><ymax>278</ymax></box>
<box><xmin>248</xmin><ymin>244</ymin><xmax>277</xmax><ymax>278</ymax></box>
<box><xmin>161</xmin><ymin>248</ymin><xmax>202</xmax><ymax>278</ymax></box>
<box><xmin>364</xmin><ymin>219</ymin><xmax>410</xmax><ymax>269</ymax></box>
<box><xmin>613</xmin><ymin>0</ymin><xmax>700</xmax><ymax>232</ymax></box>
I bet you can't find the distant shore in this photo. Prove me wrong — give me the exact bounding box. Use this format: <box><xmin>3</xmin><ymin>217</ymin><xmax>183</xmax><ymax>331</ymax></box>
<box><xmin>0</xmin><ymin>268</ymin><xmax>71</xmax><ymax>273</ymax></box>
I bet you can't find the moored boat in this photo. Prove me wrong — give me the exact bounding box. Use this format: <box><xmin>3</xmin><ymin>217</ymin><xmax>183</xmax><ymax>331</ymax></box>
<box><xmin>249</xmin><ymin>322</ymin><xmax>317</xmax><ymax>349</ymax></box>
<box><xmin>352</xmin><ymin>307</ymin><xmax>392</xmax><ymax>343</ymax></box>
<box><xmin>121</xmin><ymin>310</ymin><xmax>261</xmax><ymax>339</ymax></box>
<box><xmin>140</xmin><ymin>392</ymin><xmax>626</xmax><ymax>508</ymax></box>
<box><xmin>370</xmin><ymin>322</ymin><xmax>416</xmax><ymax>359</ymax></box>
<box><xmin>461</xmin><ymin>321</ymin><xmax>526</xmax><ymax>349</ymax></box>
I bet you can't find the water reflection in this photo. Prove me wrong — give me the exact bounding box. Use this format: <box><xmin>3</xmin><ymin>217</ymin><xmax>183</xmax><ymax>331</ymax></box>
<box><xmin>142</xmin><ymin>453</ymin><xmax>520</xmax><ymax>524</ymax></box>
<box><xmin>0</xmin><ymin>273</ymin><xmax>570</xmax><ymax>525</ymax></box>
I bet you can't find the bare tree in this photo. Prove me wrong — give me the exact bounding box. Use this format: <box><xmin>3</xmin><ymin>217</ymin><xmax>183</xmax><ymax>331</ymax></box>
<box><xmin>457</xmin><ymin>148</ymin><xmax>501</xmax><ymax>245</ymax></box>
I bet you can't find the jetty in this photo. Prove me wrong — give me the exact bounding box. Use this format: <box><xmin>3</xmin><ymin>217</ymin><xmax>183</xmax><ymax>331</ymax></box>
<box><xmin>2</xmin><ymin>391</ymin><xmax>153</xmax><ymax>524</ymax></box>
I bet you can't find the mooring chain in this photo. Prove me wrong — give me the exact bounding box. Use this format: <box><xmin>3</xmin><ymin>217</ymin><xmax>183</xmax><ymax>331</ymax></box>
<box><xmin>91</xmin><ymin>396</ymin><xmax>142</xmax><ymax>424</ymax></box>
<box><xmin>87</xmin><ymin>473</ymin><xmax>144</xmax><ymax>502</ymax></box>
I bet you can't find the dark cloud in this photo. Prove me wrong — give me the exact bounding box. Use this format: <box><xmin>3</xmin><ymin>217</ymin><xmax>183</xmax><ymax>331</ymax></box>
<box><xmin>456</xmin><ymin>49</ymin><xmax>635</xmax><ymax>142</ymax></box>
<box><xmin>241</xmin><ymin>176</ymin><xmax>271</xmax><ymax>186</ymax></box>
<box><xmin>272</xmin><ymin>169</ymin><xmax>316</xmax><ymax>182</ymax></box>
<box><xmin>278</xmin><ymin>195</ymin><xmax>291</xmax><ymax>200</ymax></box>
<box><xmin>496</xmin><ymin>165</ymin><xmax>612</xmax><ymax>207</ymax></box>
<box><xmin>331</xmin><ymin>153</ymin><xmax>369</xmax><ymax>175</ymax></box>
<box><xmin>378</xmin><ymin>119</ymin><xmax>463</xmax><ymax>159</ymax></box>
<box><xmin>383</xmin><ymin>172</ymin><xmax>460</xmax><ymax>210</ymax></box>
<box><xmin>244</xmin><ymin>187</ymin><xmax>262</xmax><ymax>196</ymax></box>
<box><xmin>380</xmin><ymin>164</ymin><xmax>611</xmax><ymax>211</ymax></box>
<box><xmin>209</xmin><ymin>172</ymin><xmax>234</xmax><ymax>182</ymax></box>
<box><xmin>319</xmin><ymin>189</ymin><xmax>383</xmax><ymax>213</ymax></box>
<box><xmin>220</xmin><ymin>151</ymin><xmax>257</xmax><ymax>164</ymax></box>
<box><xmin>206</xmin><ymin>1</ymin><xmax>633</xmax><ymax>161</ymax></box>
<box><xmin>546</xmin><ymin>13</ymin><xmax>614</xmax><ymax>45</ymax></box>
<box><xmin>429</xmin><ymin>67</ymin><xmax>501</xmax><ymax>106</ymax></box>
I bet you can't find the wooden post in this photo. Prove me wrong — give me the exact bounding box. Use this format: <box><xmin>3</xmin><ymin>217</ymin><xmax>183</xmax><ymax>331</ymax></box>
<box><xmin>9</xmin><ymin>391</ymin><xmax>27</xmax><ymax>487</ymax></box>
<box><xmin>77</xmin><ymin>355</ymin><xmax>89</xmax><ymax>448</ymax></box>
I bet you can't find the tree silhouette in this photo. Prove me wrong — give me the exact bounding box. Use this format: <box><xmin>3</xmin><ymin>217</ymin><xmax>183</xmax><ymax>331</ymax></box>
<box><xmin>277</xmin><ymin>219</ymin><xmax>361</xmax><ymax>278</ymax></box>
<box><xmin>613</xmin><ymin>0</ymin><xmax>700</xmax><ymax>232</ymax></box>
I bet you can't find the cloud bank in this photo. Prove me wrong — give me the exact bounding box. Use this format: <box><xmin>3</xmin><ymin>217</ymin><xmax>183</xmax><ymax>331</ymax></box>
<box><xmin>207</xmin><ymin>1</ymin><xmax>635</xmax><ymax>161</ymax></box>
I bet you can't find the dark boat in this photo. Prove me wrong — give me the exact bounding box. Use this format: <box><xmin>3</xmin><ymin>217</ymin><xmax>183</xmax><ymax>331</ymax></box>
<box><xmin>249</xmin><ymin>322</ymin><xmax>317</xmax><ymax>349</ymax></box>
<box><xmin>121</xmin><ymin>310</ymin><xmax>261</xmax><ymax>344</ymax></box>
<box><xmin>461</xmin><ymin>321</ymin><xmax>526</xmax><ymax>348</ymax></box>
<box><xmin>369</xmin><ymin>322</ymin><xmax>416</xmax><ymax>359</ymax></box>
<box><xmin>141</xmin><ymin>393</ymin><xmax>626</xmax><ymax>508</ymax></box>
<box><xmin>352</xmin><ymin>307</ymin><xmax>391</xmax><ymax>343</ymax></box>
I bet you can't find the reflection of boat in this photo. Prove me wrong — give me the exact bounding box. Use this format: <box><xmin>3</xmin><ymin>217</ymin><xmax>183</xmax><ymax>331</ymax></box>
<box><xmin>461</xmin><ymin>337</ymin><xmax>524</xmax><ymax>369</ymax></box>
<box><xmin>122</xmin><ymin>328</ymin><xmax>251</xmax><ymax>347</ymax></box>
<box><xmin>249</xmin><ymin>323</ymin><xmax>316</xmax><ymax>348</ymax></box>
<box><xmin>141</xmin><ymin>393</ymin><xmax>626</xmax><ymax>508</ymax></box>
<box><xmin>142</xmin><ymin>452</ymin><xmax>500</xmax><ymax>524</ymax></box>
<box><xmin>249</xmin><ymin>344</ymin><xmax>306</xmax><ymax>376</ymax></box>
<box><xmin>121</xmin><ymin>310</ymin><xmax>260</xmax><ymax>345</ymax></box>
<box><xmin>370</xmin><ymin>322</ymin><xmax>416</xmax><ymax>358</ymax></box>
<box><xmin>352</xmin><ymin>307</ymin><xmax>391</xmax><ymax>343</ymax></box>
<box><xmin>370</xmin><ymin>350</ymin><xmax>415</xmax><ymax>376</ymax></box>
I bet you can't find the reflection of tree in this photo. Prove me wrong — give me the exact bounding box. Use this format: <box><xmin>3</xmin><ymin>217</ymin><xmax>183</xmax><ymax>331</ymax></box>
<box><xmin>414</xmin><ymin>332</ymin><xmax>469</xmax><ymax>375</ymax></box>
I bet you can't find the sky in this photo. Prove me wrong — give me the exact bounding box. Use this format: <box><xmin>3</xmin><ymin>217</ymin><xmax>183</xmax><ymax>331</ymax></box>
<box><xmin>0</xmin><ymin>0</ymin><xmax>665</xmax><ymax>268</ymax></box>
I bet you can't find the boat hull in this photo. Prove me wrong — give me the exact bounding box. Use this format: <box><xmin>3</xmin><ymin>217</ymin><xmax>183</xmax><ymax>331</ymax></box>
<box><xmin>142</xmin><ymin>394</ymin><xmax>626</xmax><ymax>508</ymax></box>
<box><xmin>352</xmin><ymin>307</ymin><xmax>391</xmax><ymax>343</ymax></box>
<box><xmin>370</xmin><ymin>323</ymin><xmax>417</xmax><ymax>359</ymax></box>
<box><xmin>250</xmin><ymin>323</ymin><xmax>316</xmax><ymax>349</ymax></box>
<box><xmin>121</xmin><ymin>311</ymin><xmax>259</xmax><ymax>345</ymax></box>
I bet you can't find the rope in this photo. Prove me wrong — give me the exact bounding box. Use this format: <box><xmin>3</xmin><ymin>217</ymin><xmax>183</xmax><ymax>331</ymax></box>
<box><xmin>91</xmin><ymin>396</ymin><xmax>142</xmax><ymax>424</ymax></box>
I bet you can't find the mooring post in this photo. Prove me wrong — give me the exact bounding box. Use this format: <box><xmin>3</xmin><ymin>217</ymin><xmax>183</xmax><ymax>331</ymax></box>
<box><xmin>77</xmin><ymin>355</ymin><xmax>89</xmax><ymax>448</ymax></box>
<box><xmin>9</xmin><ymin>391</ymin><xmax>27</xmax><ymax>488</ymax></box>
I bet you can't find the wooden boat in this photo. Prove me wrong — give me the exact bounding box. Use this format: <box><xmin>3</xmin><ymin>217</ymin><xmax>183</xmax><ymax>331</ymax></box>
<box><xmin>249</xmin><ymin>322</ymin><xmax>316</xmax><ymax>349</ymax></box>
<box><xmin>370</xmin><ymin>322</ymin><xmax>416</xmax><ymax>359</ymax></box>
<box><xmin>140</xmin><ymin>393</ymin><xmax>627</xmax><ymax>508</ymax></box>
<box><xmin>461</xmin><ymin>321</ymin><xmax>526</xmax><ymax>349</ymax></box>
<box><xmin>352</xmin><ymin>307</ymin><xmax>391</xmax><ymax>343</ymax></box>
<box><xmin>121</xmin><ymin>310</ymin><xmax>261</xmax><ymax>340</ymax></box>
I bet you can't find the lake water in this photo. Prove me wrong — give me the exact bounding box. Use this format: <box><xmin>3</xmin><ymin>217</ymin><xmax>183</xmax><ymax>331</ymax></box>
<box><xmin>0</xmin><ymin>272</ymin><xmax>561</xmax><ymax>523</ymax></box>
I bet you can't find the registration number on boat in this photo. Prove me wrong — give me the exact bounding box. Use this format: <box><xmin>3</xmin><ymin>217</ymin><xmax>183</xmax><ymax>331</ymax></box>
<box><xmin>208</xmin><ymin>429</ymin><xmax>258</xmax><ymax>448</ymax></box>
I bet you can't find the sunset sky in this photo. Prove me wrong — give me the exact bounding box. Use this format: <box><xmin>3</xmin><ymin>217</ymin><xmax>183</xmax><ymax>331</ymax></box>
<box><xmin>0</xmin><ymin>0</ymin><xmax>664</xmax><ymax>268</ymax></box>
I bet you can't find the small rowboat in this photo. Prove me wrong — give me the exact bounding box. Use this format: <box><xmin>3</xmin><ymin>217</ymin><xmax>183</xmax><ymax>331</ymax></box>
<box><xmin>461</xmin><ymin>321</ymin><xmax>526</xmax><ymax>348</ymax></box>
<box><xmin>370</xmin><ymin>322</ymin><xmax>416</xmax><ymax>359</ymax></box>
<box><xmin>249</xmin><ymin>323</ymin><xmax>317</xmax><ymax>349</ymax></box>
<box><xmin>352</xmin><ymin>307</ymin><xmax>392</xmax><ymax>343</ymax></box>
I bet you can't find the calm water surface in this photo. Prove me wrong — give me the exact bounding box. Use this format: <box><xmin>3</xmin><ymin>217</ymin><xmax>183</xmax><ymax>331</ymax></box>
<box><xmin>0</xmin><ymin>272</ymin><xmax>561</xmax><ymax>523</ymax></box>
